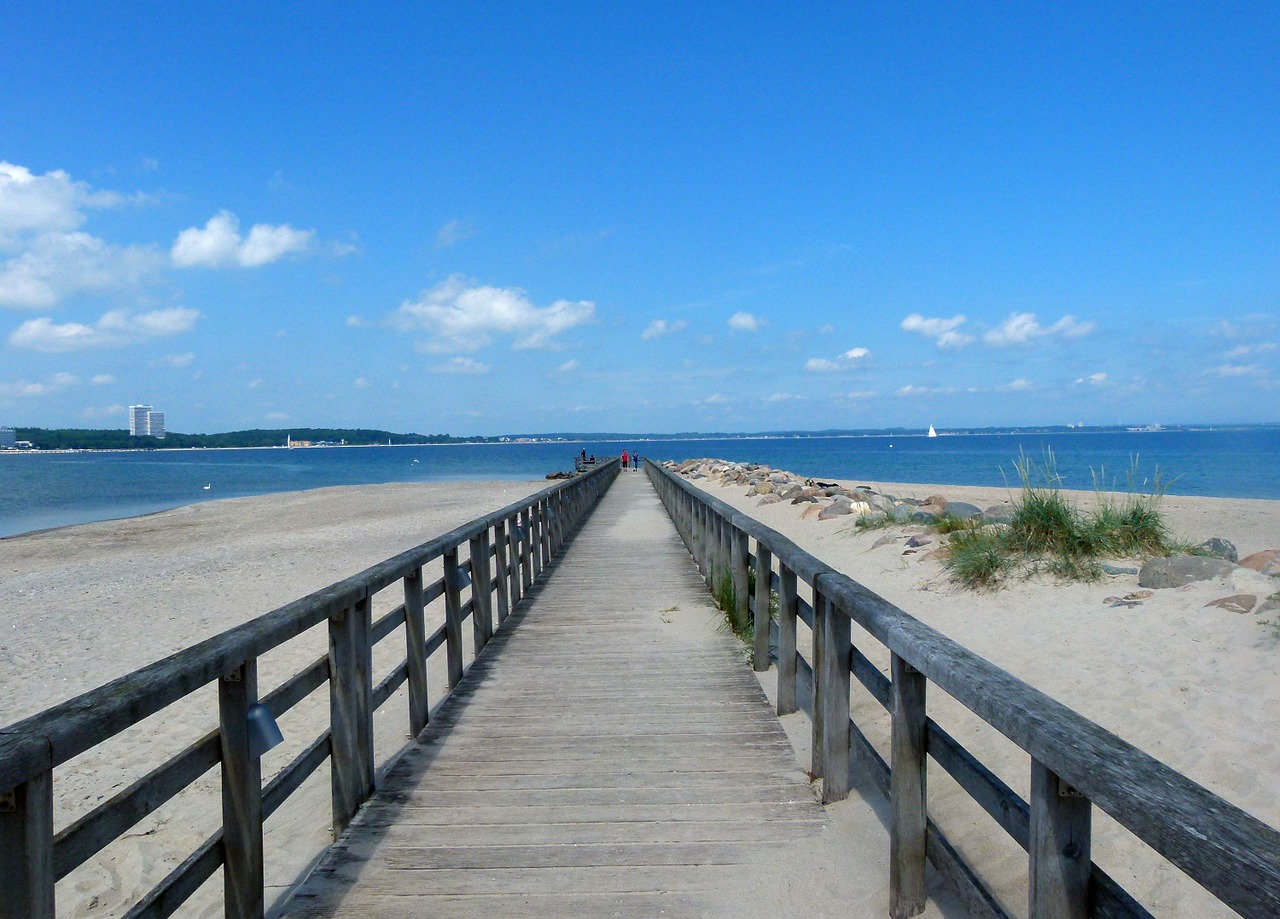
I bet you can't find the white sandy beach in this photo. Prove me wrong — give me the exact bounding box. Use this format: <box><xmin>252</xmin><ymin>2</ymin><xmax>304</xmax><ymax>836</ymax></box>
<box><xmin>1</xmin><ymin>481</ymin><xmax>543</xmax><ymax>918</ymax></box>
<box><xmin>685</xmin><ymin>469</ymin><xmax>1280</xmax><ymax>919</ymax></box>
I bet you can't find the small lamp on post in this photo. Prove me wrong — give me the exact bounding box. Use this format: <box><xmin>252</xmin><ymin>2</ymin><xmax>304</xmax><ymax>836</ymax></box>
<box><xmin>246</xmin><ymin>703</ymin><xmax>284</xmax><ymax>758</ymax></box>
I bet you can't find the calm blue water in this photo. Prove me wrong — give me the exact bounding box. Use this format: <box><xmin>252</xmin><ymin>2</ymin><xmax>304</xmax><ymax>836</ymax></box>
<box><xmin>1</xmin><ymin>430</ymin><xmax>1277</xmax><ymax>539</ymax></box>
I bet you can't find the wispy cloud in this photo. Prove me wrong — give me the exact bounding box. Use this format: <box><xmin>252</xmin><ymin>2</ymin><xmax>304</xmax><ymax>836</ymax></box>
<box><xmin>1074</xmin><ymin>372</ymin><xmax>1107</xmax><ymax>386</ymax></box>
<box><xmin>555</xmin><ymin>359</ymin><xmax>579</xmax><ymax>373</ymax></box>
<box><xmin>642</xmin><ymin>318</ymin><xmax>687</xmax><ymax>340</ymax></box>
<box><xmin>896</xmin><ymin>384</ymin><xmax>957</xmax><ymax>397</ymax></box>
<box><xmin>996</xmin><ymin>378</ymin><xmax>1033</xmax><ymax>392</ymax></box>
<box><xmin>431</xmin><ymin>356</ymin><xmax>490</xmax><ymax>374</ymax></box>
<box><xmin>0</xmin><ymin>371</ymin><xmax>82</xmax><ymax>397</ymax></box>
<box><xmin>727</xmin><ymin>311</ymin><xmax>761</xmax><ymax>332</ymax></box>
<box><xmin>804</xmin><ymin>346</ymin><xmax>871</xmax><ymax>373</ymax></box>
<box><xmin>1207</xmin><ymin>363</ymin><xmax>1261</xmax><ymax>378</ymax></box>
<box><xmin>435</xmin><ymin>219</ymin><xmax>477</xmax><ymax>248</ymax></box>
<box><xmin>765</xmin><ymin>392</ymin><xmax>802</xmax><ymax>403</ymax></box>
<box><xmin>9</xmin><ymin>306</ymin><xmax>201</xmax><ymax>352</ymax></box>
<box><xmin>171</xmin><ymin>210</ymin><xmax>314</xmax><ymax>268</ymax></box>
<box><xmin>901</xmin><ymin>313</ymin><xmax>973</xmax><ymax>349</ymax></box>
<box><xmin>984</xmin><ymin>312</ymin><xmax>1093</xmax><ymax>347</ymax></box>
<box><xmin>91</xmin><ymin>374</ymin><xmax>115</xmax><ymax>385</ymax></box>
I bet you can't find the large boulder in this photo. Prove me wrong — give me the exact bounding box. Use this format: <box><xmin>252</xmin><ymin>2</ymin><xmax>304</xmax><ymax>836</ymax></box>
<box><xmin>756</xmin><ymin>494</ymin><xmax>782</xmax><ymax>506</ymax></box>
<box><xmin>818</xmin><ymin>503</ymin><xmax>854</xmax><ymax>520</ymax></box>
<box><xmin>1195</xmin><ymin>538</ymin><xmax>1238</xmax><ymax>563</ymax></box>
<box><xmin>943</xmin><ymin>501</ymin><xmax>983</xmax><ymax>520</ymax></box>
<box><xmin>1139</xmin><ymin>556</ymin><xmax>1235</xmax><ymax>589</ymax></box>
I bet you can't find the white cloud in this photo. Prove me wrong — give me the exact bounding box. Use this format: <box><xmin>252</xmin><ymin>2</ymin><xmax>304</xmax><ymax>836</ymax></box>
<box><xmin>555</xmin><ymin>359</ymin><xmax>580</xmax><ymax>373</ymax></box>
<box><xmin>901</xmin><ymin>313</ymin><xmax>973</xmax><ymax>349</ymax></box>
<box><xmin>171</xmin><ymin>210</ymin><xmax>314</xmax><ymax>268</ymax></box>
<box><xmin>996</xmin><ymin>378</ymin><xmax>1033</xmax><ymax>392</ymax></box>
<box><xmin>156</xmin><ymin>352</ymin><xmax>195</xmax><ymax>368</ymax></box>
<box><xmin>91</xmin><ymin>374</ymin><xmax>115</xmax><ymax>385</ymax></box>
<box><xmin>765</xmin><ymin>392</ymin><xmax>802</xmax><ymax>403</ymax></box>
<box><xmin>846</xmin><ymin>390</ymin><xmax>878</xmax><ymax>399</ymax></box>
<box><xmin>435</xmin><ymin>220</ymin><xmax>476</xmax><ymax>248</ymax></box>
<box><xmin>0</xmin><ymin>371</ymin><xmax>82</xmax><ymax>397</ymax></box>
<box><xmin>805</xmin><ymin>346</ymin><xmax>871</xmax><ymax>373</ymax></box>
<box><xmin>0</xmin><ymin>161</ymin><xmax>129</xmax><ymax>243</ymax></box>
<box><xmin>1208</xmin><ymin>363</ymin><xmax>1260</xmax><ymax>378</ymax></box>
<box><xmin>701</xmin><ymin>393</ymin><xmax>728</xmax><ymax>404</ymax></box>
<box><xmin>1074</xmin><ymin>372</ymin><xmax>1107</xmax><ymax>386</ymax></box>
<box><xmin>642</xmin><ymin>318</ymin><xmax>687</xmax><ymax>340</ymax></box>
<box><xmin>0</xmin><ymin>231</ymin><xmax>160</xmax><ymax>309</ymax></box>
<box><xmin>390</xmin><ymin>275</ymin><xmax>594</xmax><ymax>353</ymax></box>
<box><xmin>896</xmin><ymin>384</ymin><xmax>956</xmax><ymax>397</ymax></box>
<box><xmin>984</xmin><ymin>312</ymin><xmax>1094</xmax><ymax>347</ymax></box>
<box><xmin>1224</xmin><ymin>343</ymin><xmax>1277</xmax><ymax>359</ymax></box>
<box><xmin>727</xmin><ymin>311</ymin><xmax>761</xmax><ymax>332</ymax></box>
<box><xmin>432</xmin><ymin>356</ymin><xmax>490</xmax><ymax>374</ymax></box>
<box><xmin>9</xmin><ymin>306</ymin><xmax>200</xmax><ymax>352</ymax></box>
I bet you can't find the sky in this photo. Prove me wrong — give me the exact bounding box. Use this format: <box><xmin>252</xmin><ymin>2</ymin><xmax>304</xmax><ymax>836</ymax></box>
<box><xmin>1</xmin><ymin>3</ymin><xmax>1278</xmax><ymax>435</ymax></box>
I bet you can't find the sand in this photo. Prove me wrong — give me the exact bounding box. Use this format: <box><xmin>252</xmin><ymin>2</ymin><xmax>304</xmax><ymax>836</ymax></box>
<box><xmin>0</xmin><ymin>481</ymin><xmax>543</xmax><ymax>919</ymax></box>
<box><xmin>685</xmin><ymin>471</ymin><xmax>1280</xmax><ymax>919</ymax></box>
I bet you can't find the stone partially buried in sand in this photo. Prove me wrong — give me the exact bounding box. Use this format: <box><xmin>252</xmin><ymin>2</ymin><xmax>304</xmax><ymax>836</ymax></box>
<box><xmin>1205</xmin><ymin>594</ymin><xmax>1257</xmax><ymax>614</ymax></box>
<box><xmin>1238</xmin><ymin>549</ymin><xmax>1280</xmax><ymax>572</ymax></box>
<box><xmin>1139</xmin><ymin>556</ymin><xmax>1235</xmax><ymax>589</ymax></box>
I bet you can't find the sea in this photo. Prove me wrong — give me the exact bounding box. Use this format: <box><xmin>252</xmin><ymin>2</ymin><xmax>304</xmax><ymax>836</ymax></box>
<box><xmin>1</xmin><ymin>429</ymin><xmax>1278</xmax><ymax>540</ymax></box>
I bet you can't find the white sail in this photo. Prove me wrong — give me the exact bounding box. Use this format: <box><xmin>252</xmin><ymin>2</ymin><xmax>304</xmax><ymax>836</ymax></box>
<box><xmin>927</xmin><ymin>425</ymin><xmax>937</xmax><ymax>437</ymax></box>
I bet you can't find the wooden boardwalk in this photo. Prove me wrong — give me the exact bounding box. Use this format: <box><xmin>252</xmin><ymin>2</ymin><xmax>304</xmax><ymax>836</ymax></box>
<box><xmin>280</xmin><ymin>471</ymin><xmax>825</xmax><ymax>918</ymax></box>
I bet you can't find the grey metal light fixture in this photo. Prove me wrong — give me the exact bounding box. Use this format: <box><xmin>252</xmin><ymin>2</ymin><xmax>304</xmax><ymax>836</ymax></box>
<box><xmin>246</xmin><ymin>703</ymin><xmax>284</xmax><ymax>758</ymax></box>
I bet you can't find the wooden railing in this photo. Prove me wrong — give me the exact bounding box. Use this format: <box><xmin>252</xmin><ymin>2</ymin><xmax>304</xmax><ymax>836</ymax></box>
<box><xmin>645</xmin><ymin>459</ymin><xmax>1280</xmax><ymax>919</ymax></box>
<box><xmin>0</xmin><ymin>458</ymin><xmax>619</xmax><ymax>919</ymax></box>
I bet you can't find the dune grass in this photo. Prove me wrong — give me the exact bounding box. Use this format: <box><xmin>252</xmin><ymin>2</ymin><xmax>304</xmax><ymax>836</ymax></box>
<box><xmin>943</xmin><ymin>449</ymin><xmax>1176</xmax><ymax>590</ymax></box>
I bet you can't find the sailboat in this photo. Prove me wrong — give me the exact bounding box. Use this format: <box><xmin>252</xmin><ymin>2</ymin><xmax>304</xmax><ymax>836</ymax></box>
<box><xmin>927</xmin><ymin>425</ymin><xmax>938</xmax><ymax>438</ymax></box>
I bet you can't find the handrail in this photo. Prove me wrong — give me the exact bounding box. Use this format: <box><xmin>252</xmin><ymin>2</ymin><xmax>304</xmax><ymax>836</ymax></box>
<box><xmin>0</xmin><ymin>458</ymin><xmax>620</xmax><ymax>919</ymax></box>
<box><xmin>644</xmin><ymin>458</ymin><xmax>1280</xmax><ymax>919</ymax></box>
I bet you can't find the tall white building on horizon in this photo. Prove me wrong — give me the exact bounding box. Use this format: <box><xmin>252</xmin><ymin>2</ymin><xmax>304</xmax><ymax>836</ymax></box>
<box><xmin>129</xmin><ymin>405</ymin><xmax>166</xmax><ymax>439</ymax></box>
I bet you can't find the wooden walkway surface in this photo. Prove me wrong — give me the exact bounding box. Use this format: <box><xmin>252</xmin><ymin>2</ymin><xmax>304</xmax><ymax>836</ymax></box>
<box><xmin>279</xmin><ymin>471</ymin><xmax>825</xmax><ymax>918</ymax></box>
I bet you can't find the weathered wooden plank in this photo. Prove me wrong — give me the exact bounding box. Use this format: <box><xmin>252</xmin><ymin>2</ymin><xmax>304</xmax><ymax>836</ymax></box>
<box><xmin>1030</xmin><ymin>760</ymin><xmax>1091</xmax><ymax>919</ymax></box>
<box><xmin>0</xmin><ymin>768</ymin><xmax>54</xmax><ymax>919</ymax></box>
<box><xmin>890</xmin><ymin>654</ymin><xmax>928</xmax><ymax>919</ymax></box>
<box><xmin>403</xmin><ymin>567</ymin><xmax>429</xmax><ymax>736</ymax></box>
<box><xmin>776</xmin><ymin>564</ymin><xmax>798</xmax><ymax>715</ymax></box>
<box><xmin>329</xmin><ymin>598</ymin><xmax>373</xmax><ymax>839</ymax></box>
<box><xmin>493</xmin><ymin>520</ymin><xmax>511</xmax><ymax>625</ymax></box>
<box><xmin>219</xmin><ymin>660</ymin><xmax>263</xmax><ymax>919</ymax></box>
<box><xmin>372</xmin><ymin>660</ymin><xmax>409</xmax><ymax>710</ymax></box>
<box><xmin>752</xmin><ymin>542</ymin><xmax>772</xmax><ymax>671</ymax></box>
<box><xmin>442</xmin><ymin>547</ymin><xmax>464</xmax><ymax>687</ymax></box>
<box><xmin>371</xmin><ymin>602</ymin><xmax>405</xmax><ymax>645</ymax></box>
<box><xmin>470</xmin><ymin>530</ymin><xmax>493</xmax><ymax>651</ymax></box>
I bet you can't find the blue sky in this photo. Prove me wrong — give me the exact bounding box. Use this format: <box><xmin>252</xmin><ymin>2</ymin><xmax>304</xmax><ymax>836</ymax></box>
<box><xmin>2</xmin><ymin>3</ymin><xmax>1277</xmax><ymax>435</ymax></box>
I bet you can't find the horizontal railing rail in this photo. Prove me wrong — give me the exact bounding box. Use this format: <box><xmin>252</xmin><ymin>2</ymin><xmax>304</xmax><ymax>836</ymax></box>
<box><xmin>645</xmin><ymin>458</ymin><xmax>1280</xmax><ymax>919</ymax></box>
<box><xmin>0</xmin><ymin>458</ymin><xmax>620</xmax><ymax>919</ymax></box>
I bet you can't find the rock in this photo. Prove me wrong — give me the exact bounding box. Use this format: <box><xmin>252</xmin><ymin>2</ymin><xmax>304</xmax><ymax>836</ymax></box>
<box><xmin>982</xmin><ymin>505</ymin><xmax>1014</xmax><ymax>524</ymax></box>
<box><xmin>756</xmin><ymin>494</ymin><xmax>782</xmax><ymax>506</ymax></box>
<box><xmin>748</xmin><ymin>482</ymin><xmax>774</xmax><ymax>496</ymax></box>
<box><xmin>1195</xmin><ymin>538</ymin><xmax>1238</xmax><ymax>563</ymax></box>
<box><xmin>800</xmin><ymin>504</ymin><xmax>824</xmax><ymax>520</ymax></box>
<box><xmin>892</xmin><ymin>506</ymin><xmax>914</xmax><ymax>523</ymax></box>
<box><xmin>1239</xmin><ymin>549</ymin><xmax>1280</xmax><ymax>572</ymax></box>
<box><xmin>830</xmin><ymin>493</ymin><xmax>854</xmax><ymax>506</ymax></box>
<box><xmin>1205</xmin><ymin>594</ymin><xmax>1257</xmax><ymax>614</ymax></box>
<box><xmin>866</xmin><ymin>494</ymin><xmax>897</xmax><ymax>514</ymax></box>
<box><xmin>1139</xmin><ymin>556</ymin><xmax>1235</xmax><ymax>589</ymax></box>
<box><xmin>778</xmin><ymin>484</ymin><xmax>805</xmax><ymax>500</ymax></box>
<box><xmin>924</xmin><ymin>494</ymin><xmax>949</xmax><ymax>509</ymax></box>
<box><xmin>913</xmin><ymin>504</ymin><xmax>944</xmax><ymax>518</ymax></box>
<box><xmin>818</xmin><ymin>503</ymin><xmax>853</xmax><ymax>520</ymax></box>
<box><xmin>1264</xmin><ymin>559</ymin><xmax>1280</xmax><ymax>577</ymax></box>
<box><xmin>1101</xmin><ymin>563</ymin><xmax>1139</xmax><ymax>576</ymax></box>
<box><xmin>905</xmin><ymin>535</ymin><xmax>933</xmax><ymax>548</ymax></box>
<box><xmin>791</xmin><ymin>495</ymin><xmax>818</xmax><ymax>505</ymax></box>
<box><xmin>1123</xmin><ymin>590</ymin><xmax>1153</xmax><ymax>600</ymax></box>
<box><xmin>871</xmin><ymin>534</ymin><xmax>900</xmax><ymax>550</ymax></box>
<box><xmin>911</xmin><ymin>511</ymin><xmax>938</xmax><ymax>524</ymax></box>
<box><xmin>1110</xmin><ymin>599</ymin><xmax>1143</xmax><ymax>608</ymax></box>
<box><xmin>943</xmin><ymin>501</ymin><xmax>983</xmax><ymax>520</ymax></box>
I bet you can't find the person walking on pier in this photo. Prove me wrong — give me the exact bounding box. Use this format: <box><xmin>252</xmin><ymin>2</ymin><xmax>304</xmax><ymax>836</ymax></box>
<box><xmin>621</xmin><ymin>448</ymin><xmax>630</xmax><ymax>469</ymax></box>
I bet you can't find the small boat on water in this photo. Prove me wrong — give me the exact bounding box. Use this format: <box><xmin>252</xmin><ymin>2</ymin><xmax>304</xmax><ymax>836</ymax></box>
<box><xmin>927</xmin><ymin>424</ymin><xmax>938</xmax><ymax>438</ymax></box>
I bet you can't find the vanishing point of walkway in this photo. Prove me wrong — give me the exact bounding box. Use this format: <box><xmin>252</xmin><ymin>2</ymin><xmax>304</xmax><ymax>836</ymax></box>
<box><xmin>281</xmin><ymin>472</ymin><xmax>826</xmax><ymax>917</ymax></box>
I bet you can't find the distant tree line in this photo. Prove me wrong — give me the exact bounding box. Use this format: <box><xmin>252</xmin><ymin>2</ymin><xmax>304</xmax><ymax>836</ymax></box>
<box><xmin>13</xmin><ymin>428</ymin><xmax>503</xmax><ymax>450</ymax></box>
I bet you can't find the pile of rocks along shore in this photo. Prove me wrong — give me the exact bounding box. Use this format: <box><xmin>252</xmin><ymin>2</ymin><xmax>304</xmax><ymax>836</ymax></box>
<box><xmin>665</xmin><ymin>458</ymin><xmax>1280</xmax><ymax>610</ymax></box>
<box><xmin>664</xmin><ymin>457</ymin><xmax>1008</xmax><ymax>525</ymax></box>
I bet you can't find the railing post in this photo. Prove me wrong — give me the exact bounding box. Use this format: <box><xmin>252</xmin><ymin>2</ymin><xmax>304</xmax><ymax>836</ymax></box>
<box><xmin>752</xmin><ymin>543</ymin><xmax>772</xmax><ymax>672</ymax></box>
<box><xmin>1030</xmin><ymin>760</ymin><xmax>1092</xmax><ymax>919</ymax></box>
<box><xmin>539</xmin><ymin>498</ymin><xmax>551</xmax><ymax>570</ymax></box>
<box><xmin>776</xmin><ymin>565</ymin><xmax>798</xmax><ymax>715</ymax></box>
<box><xmin>220</xmin><ymin>659</ymin><xmax>264</xmax><ymax>919</ymax></box>
<box><xmin>520</xmin><ymin>510</ymin><xmax>534</xmax><ymax>593</ymax></box>
<box><xmin>470</xmin><ymin>530</ymin><xmax>493</xmax><ymax>652</ymax></box>
<box><xmin>493</xmin><ymin>521</ymin><xmax>511</xmax><ymax>625</ymax></box>
<box><xmin>890</xmin><ymin>653</ymin><xmax>928</xmax><ymax>919</ymax></box>
<box><xmin>0</xmin><ymin>769</ymin><xmax>55</xmax><ymax>919</ymax></box>
<box><xmin>811</xmin><ymin>582</ymin><xmax>825</xmax><ymax>777</ymax></box>
<box><xmin>815</xmin><ymin>580</ymin><xmax>851</xmax><ymax>803</ymax></box>
<box><xmin>529</xmin><ymin>503</ymin><xmax>543</xmax><ymax>580</ymax></box>
<box><xmin>329</xmin><ymin>596</ymin><xmax>373</xmax><ymax>839</ymax></box>
<box><xmin>442</xmin><ymin>548</ymin><xmax>465</xmax><ymax>687</ymax></box>
<box><xmin>731</xmin><ymin>525</ymin><xmax>749</xmax><ymax>635</ymax></box>
<box><xmin>509</xmin><ymin>514</ymin><xmax>525</xmax><ymax>603</ymax></box>
<box><xmin>404</xmin><ymin>566</ymin><xmax>429</xmax><ymax>736</ymax></box>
